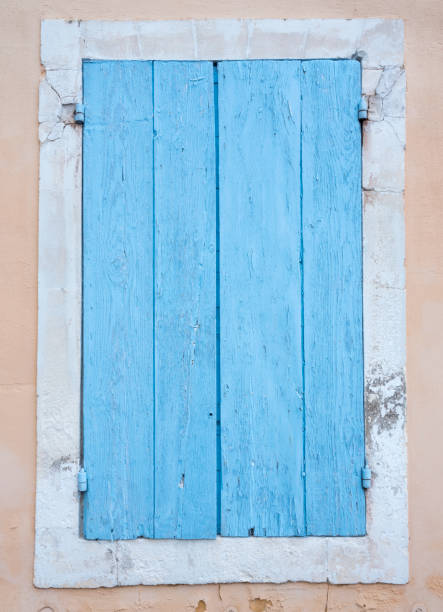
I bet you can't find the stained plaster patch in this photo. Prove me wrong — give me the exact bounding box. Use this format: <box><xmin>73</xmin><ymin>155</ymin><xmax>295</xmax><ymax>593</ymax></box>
<box><xmin>36</xmin><ymin>19</ymin><xmax>407</xmax><ymax>587</ymax></box>
<box><xmin>366</xmin><ymin>368</ymin><xmax>406</xmax><ymax>438</ymax></box>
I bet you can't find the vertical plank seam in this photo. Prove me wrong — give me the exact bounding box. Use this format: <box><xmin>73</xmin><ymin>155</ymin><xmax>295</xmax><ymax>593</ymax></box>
<box><xmin>213</xmin><ymin>61</ymin><xmax>222</xmax><ymax>535</ymax></box>
<box><xmin>152</xmin><ymin>60</ymin><xmax>156</xmax><ymax>538</ymax></box>
<box><xmin>300</xmin><ymin>61</ymin><xmax>307</xmax><ymax>537</ymax></box>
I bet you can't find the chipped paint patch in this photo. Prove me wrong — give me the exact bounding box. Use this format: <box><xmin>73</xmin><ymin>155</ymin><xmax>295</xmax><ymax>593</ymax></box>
<box><xmin>50</xmin><ymin>456</ymin><xmax>74</xmax><ymax>472</ymax></box>
<box><xmin>426</xmin><ymin>575</ymin><xmax>443</xmax><ymax>598</ymax></box>
<box><xmin>249</xmin><ymin>597</ymin><xmax>274</xmax><ymax>612</ymax></box>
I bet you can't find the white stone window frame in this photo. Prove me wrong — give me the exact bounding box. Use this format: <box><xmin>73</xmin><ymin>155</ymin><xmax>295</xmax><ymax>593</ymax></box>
<box><xmin>36</xmin><ymin>18</ymin><xmax>407</xmax><ymax>588</ymax></box>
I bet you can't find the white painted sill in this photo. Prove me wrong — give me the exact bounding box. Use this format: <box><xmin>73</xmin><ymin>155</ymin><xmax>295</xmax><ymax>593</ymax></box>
<box><xmin>36</xmin><ymin>18</ymin><xmax>407</xmax><ymax>587</ymax></box>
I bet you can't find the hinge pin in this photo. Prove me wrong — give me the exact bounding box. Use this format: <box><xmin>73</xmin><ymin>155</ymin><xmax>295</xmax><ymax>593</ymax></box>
<box><xmin>74</xmin><ymin>103</ymin><xmax>85</xmax><ymax>124</ymax></box>
<box><xmin>78</xmin><ymin>467</ymin><xmax>87</xmax><ymax>492</ymax></box>
<box><xmin>358</xmin><ymin>97</ymin><xmax>368</xmax><ymax>121</ymax></box>
<box><xmin>362</xmin><ymin>465</ymin><xmax>372</xmax><ymax>489</ymax></box>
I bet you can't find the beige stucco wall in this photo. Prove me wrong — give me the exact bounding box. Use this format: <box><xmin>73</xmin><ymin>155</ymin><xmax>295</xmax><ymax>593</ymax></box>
<box><xmin>0</xmin><ymin>0</ymin><xmax>442</xmax><ymax>610</ymax></box>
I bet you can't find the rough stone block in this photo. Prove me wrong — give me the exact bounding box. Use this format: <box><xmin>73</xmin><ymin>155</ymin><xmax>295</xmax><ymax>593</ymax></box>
<box><xmin>39</xmin><ymin>79</ymin><xmax>61</xmax><ymax>124</ymax></box>
<box><xmin>383</xmin><ymin>70</ymin><xmax>406</xmax><ymax>117</ymax></box>
<box><xmin>46</xmin><ymin>69</ymin><xmax>82</xmax><ymax>104</ymax></box>
<box><xmin>362</xmin><ymin>69</ymin><xmax>382</xmax><ymax>95</ymax></box>
<box><xmin>360</xmin><ymin>20</ymin><xmax>404</xmax><ymax>68</ymax></box>
<box><xmin>195</xmin><ymin>19</ymin><xmax>248</xmax><ymax>59</ymax></box>
<box><xmin>363</xmin><ymin>191</ymin><xmax>405</xmax><ymax>291</ymax></box>
<box><xmin>363</xmin><ymin>119</ymin><xmax>405</xmax><ymax>191</ymax></box>
<box><xmin>41</xmin><ymin>20</ymin><xmax>81</xmax><ymax>69</ymax></box>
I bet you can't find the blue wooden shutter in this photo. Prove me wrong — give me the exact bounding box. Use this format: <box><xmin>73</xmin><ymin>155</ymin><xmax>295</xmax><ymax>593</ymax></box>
<box><xmin>82</xmin><ymin>60</ymin><xmax>217</xmax><ymax>540</ymax></box>
<box><xmin>82</xmin><ymin>59</ymin><xmax>364</xmax><ymax>540</ymax></box>
<box><xmin>218</xmin><ymin>59</ymin><xmax>364</xmax><ymax>536</ymax></box>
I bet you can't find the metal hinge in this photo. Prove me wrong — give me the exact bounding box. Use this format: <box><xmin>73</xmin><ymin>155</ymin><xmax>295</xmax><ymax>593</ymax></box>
<box><xmin>74</xmin><ymin>103</ymin><xmax>85</xmax><ymax>124</ymax></box>
<box><xmin>358</xmin><ymin>96</ymin><xmax>368</xmax><ymax>121</ymax></box>
<box><xmin>361</xmin><ymin>465</ymin><xmax>372</xmax><ymax>489</ymax></box>
<box><xmin>78</xmin><ymin>467</ymin><xmax>87</xmax><ymax>492</ymax></box>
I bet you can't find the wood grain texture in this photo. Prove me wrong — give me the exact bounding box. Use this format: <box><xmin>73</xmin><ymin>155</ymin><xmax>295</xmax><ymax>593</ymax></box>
<box><xmin>301</xmin><ymin>60</ymin><xmax>365</xmax><ymax>535</ymax></box>
<box><xmin>82</xmin><ymin>61</ymin><xmax>154</xmax><ymax>539</ymax></box>
<box><xmin>153</xmin><ymin>61</ymin><xmax>217</xmax><ymax>539</ymax></box>
<box><xmin>218</xmin><ymin>60</ymin><xmax>305</xmax><ymax>536</ymax></box>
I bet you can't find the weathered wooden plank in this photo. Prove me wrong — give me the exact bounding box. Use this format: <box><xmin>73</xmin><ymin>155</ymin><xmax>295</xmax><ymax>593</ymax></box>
<box><xmin>153</xmin><ymin>61</ymin><xmax>217</xmax><ymax>539</ymax></box>
<box><xmin>82</xmin><ymin>60</ymin><xmax>154</xmax><ymax>539</ymax></box>
<box><xmin>218</xmin><ymin>60</ymin><xmax>305</xmax><ymax>536</ymax></box>
<box><xmin>301</xmin><ymin>60</ymin><xmax>365</xmax><ymax>535</ymax></box>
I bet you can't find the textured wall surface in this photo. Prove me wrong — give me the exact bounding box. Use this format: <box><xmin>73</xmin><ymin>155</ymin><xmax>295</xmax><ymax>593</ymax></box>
<box><xmin>0</xmin><ymin>0</ymin><xmax>442</xmax><ymax>611</ymax></box>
